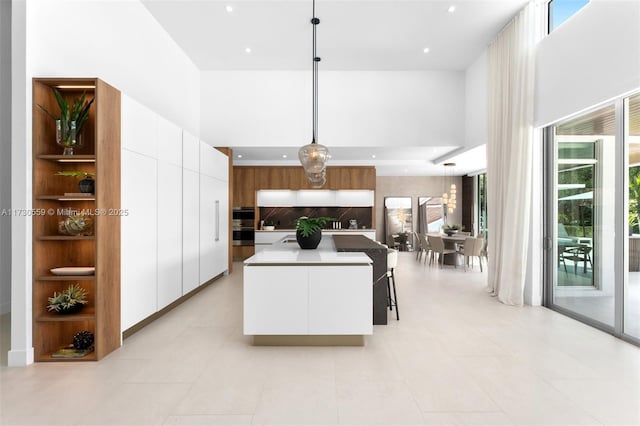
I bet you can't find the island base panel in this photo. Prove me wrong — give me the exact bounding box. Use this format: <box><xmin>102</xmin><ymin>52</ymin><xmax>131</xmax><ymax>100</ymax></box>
<box><xmin>253</xmin><ymin>335</ymin><xmax>365</xmax><ymax>346</ymax></box>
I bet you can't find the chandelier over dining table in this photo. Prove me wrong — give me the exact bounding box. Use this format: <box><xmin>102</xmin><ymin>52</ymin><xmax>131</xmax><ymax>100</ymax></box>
<box><xmin>442</xmin><ymin>162</ymin><xmax>457</xmax><ymax>214</ymax></box>
<box><xmin>298</xmin><ymin>0</ymin><xmax>330</xmax><ymax>187</ymax></box>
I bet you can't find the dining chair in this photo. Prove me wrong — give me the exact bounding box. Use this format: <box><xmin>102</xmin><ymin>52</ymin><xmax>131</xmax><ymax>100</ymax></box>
<box><xmin>418</xmin><ymin>233</ymin><xmax>431</xmax><ymax>264</ymax></box>
<box><xmin>413</xmin><ymin>231</ymin><xmax>422</xmax><ymax>261</ymax></box>
<box><xmin>457</xmin><ymin>237</ymin><xmax>484</xmax><ymax>272</ymax></box>
<box><xmin>457</xmin><ymin>231</ymin><xmax>471</xmax><ymax>236</ymax></box>
<box><xmin>428</xmin><ymin>235</ymin><xmax>457</xmax><ymax>267</ymax></box>
<box><xmin>561</xmin><ymin>245</ymin><xmax>592</xmax><ymax>274</ymax></box>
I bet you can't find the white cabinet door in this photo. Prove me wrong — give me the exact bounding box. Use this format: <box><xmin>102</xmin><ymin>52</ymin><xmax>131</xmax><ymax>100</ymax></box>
<box><xmin>199</xmin><ymin>173</ymin><xmax>216</xmax><ymax>285</ymax></box>
<box><xmin>157</xmin><ymin>116</ymin><xmax>182</xmax><ymax>167</ymax></box>
<box><xmin>308</xmin><ymin>265</ymin><xmax>372</xmax><ymax>335</ymax></box>
<box><xmin>157</xmin><ymin>161</ymin><xmax>183</xmax><ymax>309</ymax></box>
<box><xmin>214</xmin><ymin>177</ymin><xmax>229</xmax><ymax>275</ymax></box>
<box><xmin>183</xmin><ymin>131</ymin><xmax>199</xmax><ymax>172</ymax></box>
<box><xmin>182</xmin><ymin>168</ymin><xmax>200</xmax><ymax>294</ymax></box>
<box><xmin>254</xmin><ymin>231</ymin><xmax>291</xmax><ymax>245</ymax></box>
<box><xmin>243</xmin><ymin>265</ymin><xmax>308</xmax><ymax>335</ymax></box>
<box><xmin>334</xmin><ymin>190</ymin><xmax>374</xmax><ymax>207</ymax></box>
<box><xmin>296</xmin><ymin>190</ymin><xmax>335</xmax><ymax>206</ymax></box>
<box><xmin>199</xmin><ymin>141</ymin><xmax>228</xmax><ymax>181</ymax></box>
<box><xmin>257</xmin><ymin>190</ymin><xmax>296</xmax><ymax>207</ymax></box>
<box><xmin>121</xmin><ymin>95</ymin><xmax>157</xmax><ymax>158</ymax></box>
<box><xmin>121</xmin><ymin>149</ymin><xmax>158</xmax><ymax>331</ymax></box>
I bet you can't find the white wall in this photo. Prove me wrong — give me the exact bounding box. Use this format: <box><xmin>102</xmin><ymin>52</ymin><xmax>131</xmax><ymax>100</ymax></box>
<box><xmin>0</xmin><ymin>0</ymin><xmax>11</xmax><ymax>315</ymax></box>
<box><xmin>535</xmin><ymin>0</ymin><xmax>640</xmax><ymax>127</ymax></box>
<box><xmin>201</xmin><ymin>70</ymin><xmax>465</xmax><ymax>147</ymax></box>
<box><xmin>464</xmin><ymin>51</ymin><xmax>488</xmax><ymax>148</ymax></box>
<box><xmin>9</xmin><ymin>0</ymin><xmax>201</xmax><ymax>366</ymax></box>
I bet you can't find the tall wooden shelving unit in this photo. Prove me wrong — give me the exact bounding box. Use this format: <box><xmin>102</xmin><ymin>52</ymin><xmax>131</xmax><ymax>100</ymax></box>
<box><xmin>32</xmin><ymin>78</ymin><xmax>121</xmax><ymax>361</ymax></box>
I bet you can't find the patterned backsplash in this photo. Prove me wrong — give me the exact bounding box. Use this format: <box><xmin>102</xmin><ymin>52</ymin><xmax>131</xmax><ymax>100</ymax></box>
<box><xmin>259</xmin><ymin>207</ymin><xmax>373</xmax><ymax>229</ymax></box>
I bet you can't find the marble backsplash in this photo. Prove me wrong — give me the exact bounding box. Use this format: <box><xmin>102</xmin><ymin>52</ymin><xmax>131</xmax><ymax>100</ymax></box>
<box><xmin>259</xmin><ymin>207</ymin><xmax>373</xmax><ymax>229</ymax></box>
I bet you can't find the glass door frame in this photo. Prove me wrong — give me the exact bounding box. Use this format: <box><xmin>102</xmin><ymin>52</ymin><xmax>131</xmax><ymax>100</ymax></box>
<box><xmin>543</xmin><ymin>97</ymin><xmax>638</xmax><ymax>346</ymax></box>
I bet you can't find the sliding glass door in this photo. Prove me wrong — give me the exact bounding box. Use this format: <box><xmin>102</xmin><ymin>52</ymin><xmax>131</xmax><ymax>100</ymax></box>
<box><xmin>545</xmin><ymin>93</ymin><xmax>639</xmax><ymax>345</ymax></box>
<box><xmin>625</xmin><ymin>93</ymin><xmax>640</xmax><ymax>340</ymax></box>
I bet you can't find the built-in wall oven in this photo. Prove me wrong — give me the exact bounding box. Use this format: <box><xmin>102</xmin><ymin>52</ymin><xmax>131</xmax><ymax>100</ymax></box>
<box><xmin>232</xmin><ymin>207</ymin><xmax>255</xmax><ymax>246</ymax></box>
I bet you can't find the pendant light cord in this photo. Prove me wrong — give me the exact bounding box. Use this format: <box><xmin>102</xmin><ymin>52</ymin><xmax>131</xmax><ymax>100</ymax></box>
<box><xmin>311</xmin><ymin>0</ymin><xmax>320</xmax><ymax>144</ymax></box>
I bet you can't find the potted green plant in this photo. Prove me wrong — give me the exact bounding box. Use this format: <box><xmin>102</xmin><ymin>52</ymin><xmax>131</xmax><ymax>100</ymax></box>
<box><xmin>443</xmin><ymin>224</ymin><xmax>463</xmax><ymax>236</ymax></box>
<box><xmin>55</xmin><ymin>171</ymin><xmax>95</xmax><ymax>194</ymax></box>
<box><xmin>295</xmin><ymin>216</ymin><xmax>334</xmax><ymax>249</ymax></box>
<box><xmin>47</xmin><ymin>283</ymin><xmax>89</xmax><ymax>314</ymax></box>
<box><xmin>38</xmin><ymin>88</ymin><xmax>94</xmax><ymax>155</ymax></box>
<box><xmin>263</xmin><ymin>220</ymin><xmax>276</xmax><ymax>231</ymax></box>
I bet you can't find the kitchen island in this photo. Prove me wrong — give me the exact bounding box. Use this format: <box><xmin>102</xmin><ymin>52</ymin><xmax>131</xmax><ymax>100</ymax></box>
<box><xmin>243</xmin><ymin>235</ymin><xmax>373</xmax><ymax>345</ymax></box>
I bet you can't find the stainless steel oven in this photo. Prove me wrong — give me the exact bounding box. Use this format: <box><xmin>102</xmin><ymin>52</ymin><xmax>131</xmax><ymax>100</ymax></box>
<box><xmin>232</xmin><ymin>207</ymin><xmax>255</xmax><ymax>246</ymax></box>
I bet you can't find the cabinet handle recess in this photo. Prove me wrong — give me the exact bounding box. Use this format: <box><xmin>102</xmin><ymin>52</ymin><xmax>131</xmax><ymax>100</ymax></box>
<box><xmin>215</xmin><ymin>200</ymin><xmax>220</xmax><ymax>241</ymax></box>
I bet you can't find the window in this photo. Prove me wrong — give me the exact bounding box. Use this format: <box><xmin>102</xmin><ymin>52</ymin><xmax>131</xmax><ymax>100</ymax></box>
<box><xmin>548</xmin><ymin>0</ymin><xmax>589</xmax><ymax>33</ymax></box>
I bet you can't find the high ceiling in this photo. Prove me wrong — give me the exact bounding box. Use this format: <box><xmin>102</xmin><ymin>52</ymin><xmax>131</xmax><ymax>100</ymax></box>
<box><xmin>142</xmin><ymin>0</ymin><xmax>526</xmax><ymax>175</ymax></box>
<box><xmin>142</xmin><ymin>0</ymin><xmax>528</xmax><ymax>71</ymax></box>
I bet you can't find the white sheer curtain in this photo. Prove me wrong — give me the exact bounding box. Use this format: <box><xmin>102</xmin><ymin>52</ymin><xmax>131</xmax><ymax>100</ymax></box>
<box><xmin>487</xmin><ymin>1</ymin><xmax>544</xmax><ymax>305</ymax></box>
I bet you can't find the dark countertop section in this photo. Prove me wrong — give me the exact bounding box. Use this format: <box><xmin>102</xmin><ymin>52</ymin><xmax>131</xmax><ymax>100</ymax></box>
<box><xmin>333</xmin><ymin>235</ymin><xmax>387</xmax><ymax>251</ymax></box>
<box><xmin>333</xmin><ymin>235</ymin><xmax>389</xmax><ymax>325</ymax></box>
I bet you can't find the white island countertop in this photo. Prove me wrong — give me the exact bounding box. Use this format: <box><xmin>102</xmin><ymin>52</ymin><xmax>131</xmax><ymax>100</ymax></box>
<box><xmin>244</xmin><ymin>235</ymin><xmax>372</xmax><ymax>265</ymax></box>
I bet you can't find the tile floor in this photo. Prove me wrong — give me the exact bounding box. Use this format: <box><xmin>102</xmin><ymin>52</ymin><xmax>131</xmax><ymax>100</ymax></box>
<box><xmin>1</xmin><ymin>253</ymin><xmax>639</xmax><ymax>425</ymax></box>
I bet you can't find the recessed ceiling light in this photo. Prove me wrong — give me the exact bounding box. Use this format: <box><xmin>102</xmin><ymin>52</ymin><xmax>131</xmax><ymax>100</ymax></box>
<box><xmin>225</xmin><ymin>5</ymin><xmax>233</xmax><ymax>13</ymax></box>
<box><xmin>423</xmin><ymin>47</ymin><xmax>430</xmax><ymax>54</ymax></box>
<box><xmin>448</xmin><ymin>5</ymin><xmax>456</xmax><ymax>13</ymax></box>
<box><xmin>245</xmin><ymin>47</ymin><xmax>252</xmax><ymax>53</ymax></box>
<box><xmin>371</xmin><ymin>154</ymin><xmax>376</xmax><ymax>159</ymax></box>
<box><xmin>237</xmin><ymin>154</ymin><xmax>243</xmax><ymax>158</ymax></box>
<box><xmin>282</xmin><ymin>154</ymin><xmax>288</xmax><ymax>159</ymax></box>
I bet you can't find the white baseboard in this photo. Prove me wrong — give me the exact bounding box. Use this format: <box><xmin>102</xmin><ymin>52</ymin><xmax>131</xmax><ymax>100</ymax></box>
<box><xmin>8</xmin><ymin>348</ymin><xmax>34</xmax><ymax>367</ymax></box>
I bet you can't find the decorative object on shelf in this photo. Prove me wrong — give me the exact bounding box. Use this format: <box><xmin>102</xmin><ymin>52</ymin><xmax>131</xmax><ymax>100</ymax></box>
<box><xmin>47</xmin><ymin>283</ymin><xmax>89</xmax><ymax>314</ymax></box>
<box><xmin>50</xmin><ymin>266</ymin><xmax>95</xmax><ymax>276</ymax></box>
<box><xmin>442</xmin><ymin>162</ymin><xmax>457</xmax><ymax>215</ymax></box>
<box><xmin>58</xmin><ymin>212</ymin><xmax>94</xmax><ymax>236</ymax></box>
<box><xmin>51</xmin><ymin>345</ymin><xmax>94</xmax><ymax>358</ymax></box>
<box><xmin>295</xmin><ymin>216</ymin><xmax>334</xmax><ymax>249</ymax></box>
<box><xmin>298</xmin><ymin>0</ymin><xmax>329</xmax><ymax>188</ymax></box>
<box><xmin>38</xmin><ymin>88</ymin><xmax>94</xmax><ymax>155</ymax></box>
<box><xmin>263</xmin><ymin>220</ymin><xmax>276</xmax><ymax>231</ymax></box>
<box><xmin>72</xmin><ymin>331</ymin><xmax>95</xmax><ymax>351</ymax></box>
<box><xmin>55</xmin><ymin>171</ymin><xmax>95</xmax><ymax>194</ymax></box>
<box><xmin>443</xmin><ymin>224</ymin><xmax>463</xmax><ymax>236</ymax></box>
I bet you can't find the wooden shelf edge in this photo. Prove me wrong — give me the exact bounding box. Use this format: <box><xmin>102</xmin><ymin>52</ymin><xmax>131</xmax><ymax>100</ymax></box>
<box><xmin>36</xmin><ymin>353</ymin><xmax>97</xmax><ymax>362</ymax></box>
<box><xmin>36</xmin><ymin>195</ymin><xmax>95</xmax><ymax>201</ymax></box>
<box><xmin>36</xmin><ymin>313</ymin><xmax>96</xmax><ymax>322</ymax></box>
<box><xmin>36</xmin><ymin>275</ymin><xmax>96</xmax><ymax>281</ymax></box>
<box><xmin>37</xmin><ymin>235</ymin><xmax>95</xmax><ymax>241</ymax></box>
<box><xmin>37</xmin><ymin>155</ymin><xmax>96</xmax><ymax>163</ymax></box>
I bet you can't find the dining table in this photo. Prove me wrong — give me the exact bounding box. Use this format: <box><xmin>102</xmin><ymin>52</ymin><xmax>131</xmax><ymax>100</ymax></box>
<box><xmin>427</xmin><ymin>233</ymin><xmax>468</xmax><ymax>265</ymax></box>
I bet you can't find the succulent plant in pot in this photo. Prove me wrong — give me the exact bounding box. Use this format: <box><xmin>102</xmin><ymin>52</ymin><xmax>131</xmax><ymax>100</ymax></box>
<box><xmin>47</xmin><ymin>283</ymin><xmax>89</xmax><ymax>314</ymax></box>
<box><xmin>295</xmin><ymin>216</ymin><xmax>335</xmax><ymax>249</ymax></box>
<box><xmin>55</xmin><ymin>171</ymin><xmax>95</xmax><ymax>194</ymax></box>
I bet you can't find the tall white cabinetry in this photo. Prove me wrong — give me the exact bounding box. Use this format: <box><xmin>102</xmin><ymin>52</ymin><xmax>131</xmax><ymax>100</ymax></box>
<box><xmin>121</xmin><ymin>95</ymin><xmax>229</xmax><ymax>332</ymax></box>
<box><xmin>182</xmin><ymin>131</ymin><xmax>200</xmax><ymax>294</ymax></box>
<box><xmin>199</xmin><ymin>142</ymin><xmax>229</xmax><ymax>285</ymax></box>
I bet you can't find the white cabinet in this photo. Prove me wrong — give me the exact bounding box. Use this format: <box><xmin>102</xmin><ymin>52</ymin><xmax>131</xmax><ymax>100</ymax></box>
<box><xmin>121</xmin><ymin>149</ymin><xmax>158</xmax><ymax>331</ymax></box>
<box><xmin>308</xmin><ymin>266</ymin><xmax>372</xmax><ymax>334</ymax></box>
<box><xmin>243</xmin><ymin>266</ymin><xmax>309</xmax><ymax>334</ymax></box>
<box><xmin>256</xmin><ymin>190</ymin><xmax>295</xmax><ymax>207</ymax></box>
<box><xmin>121</xmin><ymin>95</ymin><xmax>157</xmax><ymax>158</ymax></box>
<box><xmin>182</xmin><ymin>168</ymin><xmax>200</xmax><ymax>294</ymax></box>
<box><xmin>334</xmin><ymin>190</ymin><xmax>374</xmax><ymax>207</ymax></box>
<box><xmin>199</xmin><ymin>142</ymin><xmax>229</xmax><ymax>285</ymax></box>
<box><xmin>296</xmin><ymin>190</ymin><xmax>335</xmax><ymax>206</ymax></box>
<box><xmin>157</xmin><ymin>161</ymin><xmax>183</xmax><ymax>309</ymax></box>
<box><xmin>182</xmin><ymin>131</ymin><xmax>199</xmax><ymax>172</ymax></box>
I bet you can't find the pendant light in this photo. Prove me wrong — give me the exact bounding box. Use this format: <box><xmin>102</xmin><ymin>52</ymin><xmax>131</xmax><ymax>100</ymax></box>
<box><xmin>442</xmin><ymin>162</ymin><xmax>457</xmax><ymax>214</ymax></box>
<box><xmin>298</xmin><ymin>0</ymin><xmax>329</xmax><ymax>188</ymax></box>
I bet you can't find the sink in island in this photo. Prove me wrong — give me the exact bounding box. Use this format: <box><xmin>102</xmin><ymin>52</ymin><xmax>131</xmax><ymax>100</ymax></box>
<box><xmin>243</xmin><ymin>234</ymin><xmax>375</xmax><ymax>345</ymax></box>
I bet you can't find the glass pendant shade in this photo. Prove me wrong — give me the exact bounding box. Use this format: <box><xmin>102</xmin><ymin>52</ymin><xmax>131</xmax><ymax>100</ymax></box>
<box><xmin>298</xmin><ymin>142</ymin><xmax>329</xmax><ymax>175</ymax></box>
<box><xmin>305</xmin><ymin>170</ymin><xmax>326</xmax><ymax>188</ymax></box>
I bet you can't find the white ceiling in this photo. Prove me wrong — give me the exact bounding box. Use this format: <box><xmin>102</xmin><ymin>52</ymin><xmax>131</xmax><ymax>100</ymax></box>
<box><xmin>142</xmin><ymin>0</ymin><xmax>528</xmax><ymax>71</ymax></box>
<box><xmin>233</xmin><ymin>144</ymin><xmax>486</xmax><ymax>176</ymax></box>
<box><xmin>142</xmin><ymin>0</ymin><xmax>519</xmax><ymax>175</ymax></box>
